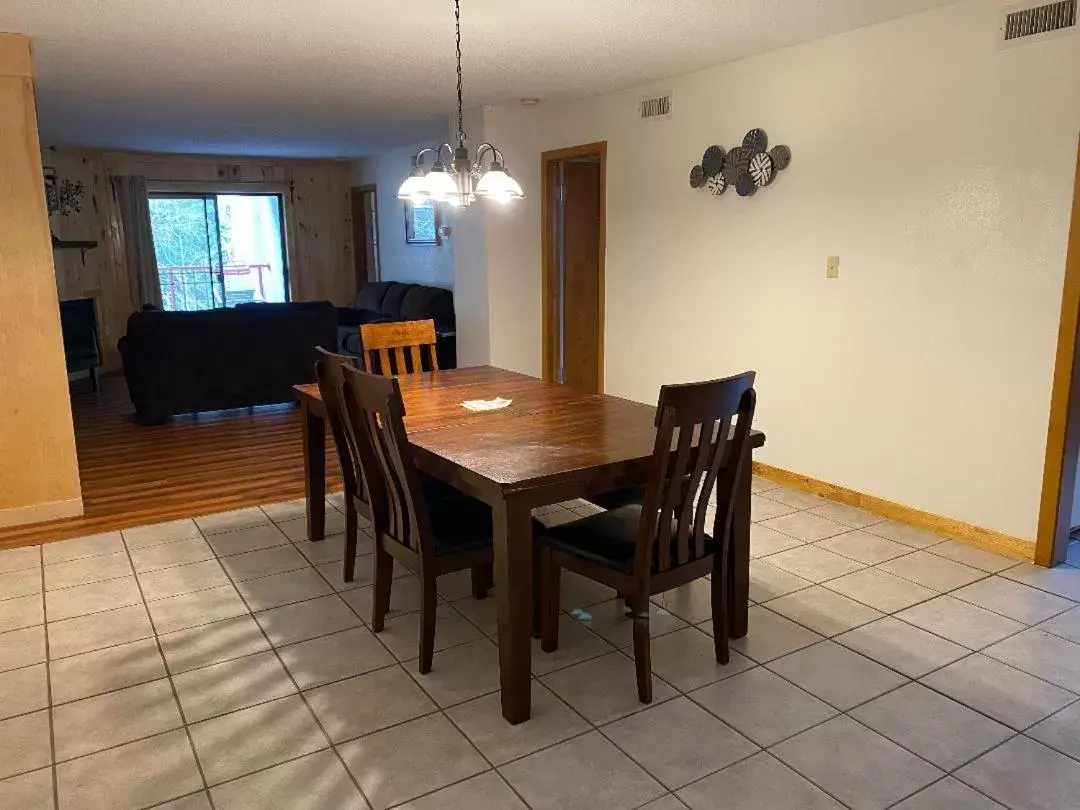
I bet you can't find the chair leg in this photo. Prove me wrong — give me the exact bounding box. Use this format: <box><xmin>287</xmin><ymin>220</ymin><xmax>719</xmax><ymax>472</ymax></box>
<box><xmin>711</xmin><ymin>558</ymin><xmax>730</xmax><ymax>665</ymax></box>
<box><xmin>342</xmin><ymin>500</ymin><xmax>358</xmax><ymax>582</ymax></box>
<box><xmin>89</xmin><ymin>366</ymin><xmax>99</xmax><ymax>392</ymax></box>
<box><xmin>631</xmin><ymin>591</ymin><xmax>653</xmax><ymax>704</ymax></box>
<box><xmin>532</xmin><ymin>542</ymin><xmax>542</xmax><ymax>639</ymax></box>
<box><xmin>370</xmin><ymin>545</ymin><xmax>394</xmax><ymax>633</ymax></box>
<box><xmin>540</xmin><ymin>547</ymin><xmax>561</xmax><ymax>653</ymax></box>
<box><xmin>418</xmin><ymin>574</ymin><xmax>438</xmax><ymax>674</ymax></box>
<box><xmin>471</xmin><ymin>563</ymin><xmax>493</xmax><ymax>599</ymax></box>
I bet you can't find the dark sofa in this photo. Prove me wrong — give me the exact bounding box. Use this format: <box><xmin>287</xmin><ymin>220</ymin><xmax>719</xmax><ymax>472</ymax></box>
<box><xmin>337</xmin><ymin>281</ymin><xmax>456</xmax><ymax>369</ymax></box>
<box><xmin>119</xmin><ymin>301</ymin><xmax>337</xmax><ymax>424</ymax></box>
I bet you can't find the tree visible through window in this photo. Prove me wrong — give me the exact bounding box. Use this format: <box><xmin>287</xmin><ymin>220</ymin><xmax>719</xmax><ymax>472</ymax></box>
<box><xmin>148</xmin><ymin>193</ymin><xmax>289</xmax><ymax>311</ymax></box>
<box><xmin>405</xmin><ymin>199</ymin><xmax>438</xmax><ymax>244</ymax></box>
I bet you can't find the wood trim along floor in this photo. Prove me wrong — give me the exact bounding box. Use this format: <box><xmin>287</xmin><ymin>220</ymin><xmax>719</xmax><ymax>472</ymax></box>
<box><xmin>0</xmin><ymin>375</ymin><xmax>342</xmax><ymax>551</ymax></box>
<box><xmin>754</xmin><ymin>461</ymin><xmax>1036</xmax><ymax>563</ymax></box>
<box><xmin>0</xmin><ymin>498</ymin><xmax>84</xmax><ymax>530</ymax></box>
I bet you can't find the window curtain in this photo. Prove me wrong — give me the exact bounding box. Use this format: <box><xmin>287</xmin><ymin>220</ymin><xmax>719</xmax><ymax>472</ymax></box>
<box><xmin>112</xmin><ymin>175</ymin><xmax>162</xmax><ymax>310</ymax></box>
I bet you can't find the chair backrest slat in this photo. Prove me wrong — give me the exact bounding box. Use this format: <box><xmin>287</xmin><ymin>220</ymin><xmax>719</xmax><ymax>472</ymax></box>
<box><xmin>339</xmin><ymin>364</ymin><xmax>435</xmax><ymax>561</ymax></box>
<box><xmin>636</xmin><ymin>371</ymin><xmax>757</xmax><ymax>575</ymax></box>
<box><xmin>360</xmin><ymin>319</ymin><xmax>439</xmax><ymax>377</ymax></box>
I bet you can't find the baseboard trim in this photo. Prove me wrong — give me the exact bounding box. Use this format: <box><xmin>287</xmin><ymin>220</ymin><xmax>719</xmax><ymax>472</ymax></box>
<box><xmin>753</xmin><ymin>462</ymin><xmax>1035</xmax><ymax>563</ymax></box>
<box><xmin>0</xmin><ymin>498</ymin><xmax>84</xmax><ymax>530</ymax></box>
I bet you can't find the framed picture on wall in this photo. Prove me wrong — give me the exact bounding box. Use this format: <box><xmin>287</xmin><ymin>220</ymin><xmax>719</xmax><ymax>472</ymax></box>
<box><xmin>404</xmin><ymin>199</ymin><xmax>440</xmax><ymax>245</ymax></box>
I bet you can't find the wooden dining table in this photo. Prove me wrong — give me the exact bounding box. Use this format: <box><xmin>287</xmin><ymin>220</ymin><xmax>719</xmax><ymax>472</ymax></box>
<box><xmin>294</xmin><ymin>365</ymin><xmax>765</xmax><ymax>723</ymax></box>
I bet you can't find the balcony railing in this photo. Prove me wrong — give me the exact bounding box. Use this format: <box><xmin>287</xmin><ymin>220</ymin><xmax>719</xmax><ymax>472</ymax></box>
<box><xmin>158</xmin><ymin>264</ymin><xmax>273</xmax><ymax>312</ymax></box>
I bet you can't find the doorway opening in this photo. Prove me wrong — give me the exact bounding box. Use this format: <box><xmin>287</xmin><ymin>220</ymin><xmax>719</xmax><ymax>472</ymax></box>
<box><xmin>1036</xmin><ymin>136</ymin><xmax>1080</xmax><ymax>567</ymax></box>
<box><xmin>541</xmin><ymin>142</ymin><xmax>606</xmax><ymax>394</ymax></box>
<box><xmin>148</xmin><ymin>192</ymin><xmax>289</xmax><ymax>311</ymax></box>
<box><xmin>351</xmin><ymin>184</ymin><xmax>381</xmax><ymax>290</ymax></box>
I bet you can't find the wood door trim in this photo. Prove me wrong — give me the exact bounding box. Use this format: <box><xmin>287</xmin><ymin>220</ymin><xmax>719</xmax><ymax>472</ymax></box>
<box><xmin>540</xmin><ymin>141</ymin><xmax>607</xmax><ymax>391</ymax></box>
<box><xmin>1036</xmin><ymin>136</ymin><xmax>1080</xmax><ymax>567</ymax></box>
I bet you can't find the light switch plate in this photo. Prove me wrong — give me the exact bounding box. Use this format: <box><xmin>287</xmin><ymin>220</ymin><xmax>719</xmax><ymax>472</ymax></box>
<box><xmin>826</xmin><ymin>256</ymin><xmax>840</xmax><ymax>279</ymax></box>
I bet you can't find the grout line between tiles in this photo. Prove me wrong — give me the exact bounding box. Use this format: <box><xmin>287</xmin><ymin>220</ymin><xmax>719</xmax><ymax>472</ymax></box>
<box><xmin>208</xmin><ymin>524</ymin><xmax>377</xmax><ymax>809</ymax></box>
<box><xmin>35</xmin><ymin>544</ymin><xmax>60</xmax><ymax>810</ymax></box>
<box><xmin>117</xmin><ymin>527</ymin><xmax>219</xmax><ymax>810</ymax></box>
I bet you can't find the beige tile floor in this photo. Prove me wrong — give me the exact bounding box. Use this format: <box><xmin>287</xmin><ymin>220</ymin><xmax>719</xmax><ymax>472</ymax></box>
<box><xmin>2</xmin><ymin>479</ymin><xmax>1080</xmax><ymax>809</ymax></box>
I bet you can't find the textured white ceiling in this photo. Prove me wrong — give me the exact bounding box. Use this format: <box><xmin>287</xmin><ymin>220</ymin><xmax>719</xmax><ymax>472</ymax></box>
<box><xmin>3</xmin><ymin>0</ymin><xmax>958</xmax><ymax>158</ymax></box>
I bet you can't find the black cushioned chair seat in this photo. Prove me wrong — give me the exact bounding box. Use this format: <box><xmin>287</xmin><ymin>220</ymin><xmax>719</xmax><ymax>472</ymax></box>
<box><xmin>587</xmin><ymin>487</ymin><xmax>646</xmax><ymax>511</ymax></box>
<box><xmin>539</xmin><ymin>505</ymin><xmax>717</xmax><ymax>574</ymax></box>
<box><xmin>428</xmin><ymin>495</ymin><xmax>494</xmax><ymax>556</ymax></box>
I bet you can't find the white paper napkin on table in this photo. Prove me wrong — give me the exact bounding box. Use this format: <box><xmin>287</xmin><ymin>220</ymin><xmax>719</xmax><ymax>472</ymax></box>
<box><xmin>461</xmin><ymin>398</ymin><xmax>512</xmax><ymax>412</ymax></box>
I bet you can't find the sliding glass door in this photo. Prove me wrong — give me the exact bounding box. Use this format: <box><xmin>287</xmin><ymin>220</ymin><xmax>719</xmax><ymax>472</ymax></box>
<box><xmin>148</xmin><ymin>193</ymin><xmax>289</xmax><ymax>311</ymax></box>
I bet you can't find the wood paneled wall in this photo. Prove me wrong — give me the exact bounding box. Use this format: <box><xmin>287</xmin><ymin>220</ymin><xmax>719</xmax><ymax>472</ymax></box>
<box><xmin>44</xmin><ymin>148</ymin><xmax>354</xmax><ymax>371</ymax></box>
<box><xmin>46</xmin><ymin>149</ymin><xmax>134</xmax><ymax>371</ymax></box>
<box><xmin>0</xmin><ymin>35</ymin><xmax>83</xmax><ymax>527</ymax></box>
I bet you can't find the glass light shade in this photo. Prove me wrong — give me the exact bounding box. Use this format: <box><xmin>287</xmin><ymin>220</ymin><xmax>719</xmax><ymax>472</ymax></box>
<box><xmin>396</xmin><ymin>170</ymin><xmax>429</xmax><ymax>202</ymax></box>
<box><xmin>475</xmin><ymin>165</ymin><xmax>524</xmax><ymax>200</ymax></box>
<box><xmin>425</xmin><ymin>166</ymin><xmax>458</xmax><ymax>202</ymax></box>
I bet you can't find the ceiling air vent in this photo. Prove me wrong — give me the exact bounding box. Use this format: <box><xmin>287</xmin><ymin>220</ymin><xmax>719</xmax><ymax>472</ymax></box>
<box><xmin>640</xmin><ymin>93</ymin><xmax>672</xmax><ymax>121</ymax></box>
<box><xmin>999</xmin><ymin>0</ymin><xmax>1077</xmax><ymax>47</ymax></box>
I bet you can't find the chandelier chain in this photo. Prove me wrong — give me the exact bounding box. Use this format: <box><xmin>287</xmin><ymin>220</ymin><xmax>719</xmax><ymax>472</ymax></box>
<box><xmin>455</xmin><ymin>0</ymin><xmax>465</xmax><ymax>145</ymax></box>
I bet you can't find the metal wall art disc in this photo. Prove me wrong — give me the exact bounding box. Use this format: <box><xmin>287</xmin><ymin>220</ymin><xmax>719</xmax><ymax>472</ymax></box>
<box><xmin>749</xmin><ymin>152</ymin><xmax>775</xmax><ymax>188</ymax></box>
<box><xmin>742</xmin><ymin>128</ymin><xmax>768</xmax><ymax>154</ymax></box>
<box><xmin>689</xmin><ymin>130</ymin><xmax>790</xmax><ymax>201</ymax></box>
<box><xmin>769</xmin><ymin>145</ymin><xmax>792</xmax><ymax>171</ymax></box>
<box><xmin>722</xmin><ymin>147</ymin><xmax>750</xmax><ymax>185</ymax></box>
<box><xmin>701</xmin><ymin>145</ymin><xmax>726</xmax><ymax>177</ymax></box>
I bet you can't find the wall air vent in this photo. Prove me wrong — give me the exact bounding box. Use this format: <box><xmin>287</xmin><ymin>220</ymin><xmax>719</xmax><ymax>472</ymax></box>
<box><xmin>640</xmin><ymin>93</ymin><xmax>672</xmax><ymax>121</ymax></box>
<box><xmin>999</xmin><ymin>0</ymin><xmax>1076</xmax><ymax>47</ymax></box>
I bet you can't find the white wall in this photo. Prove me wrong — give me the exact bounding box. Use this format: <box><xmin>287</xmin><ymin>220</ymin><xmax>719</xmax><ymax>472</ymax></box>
<box><xmin>351</xmin><ymin>143</ymin><xmax>455</xmax><ymax>288</ymax></box>
<box><xmin>453</xmin><ymin>0</ymin><xmax>1080</xmax><ymax>541</ymax></box>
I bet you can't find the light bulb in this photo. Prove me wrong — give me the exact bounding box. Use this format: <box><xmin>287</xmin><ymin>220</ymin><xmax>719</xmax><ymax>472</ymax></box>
<box><xmin>396</xmin><ymin>169</ymin><xmax>429</xmax><ymax>201</ymax></box>
<box><xmin>425</xmin><ymin>165</ymin><xmax>458</xmax><ymax>202</ymax></box>
<box><xmin>475</xmin><ymin>164</ymin><xmax>524</xmax><ymax>200</ymax></box>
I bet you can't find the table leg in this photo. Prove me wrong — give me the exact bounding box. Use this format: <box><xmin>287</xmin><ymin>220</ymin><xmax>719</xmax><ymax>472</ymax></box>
<box><xmin>728</xmin><ymin>450</ymin><xmax>752</xmax><ymax>638</ymax></box>
<box><xmin>492</xmin><ymin>498</ymin><xmax>534</xmax><ymax>724</ymax></box>
<box><xmin>302</xmin><ymin>402</ymin><xmax>326</xmax><ymax>542</ymax></box>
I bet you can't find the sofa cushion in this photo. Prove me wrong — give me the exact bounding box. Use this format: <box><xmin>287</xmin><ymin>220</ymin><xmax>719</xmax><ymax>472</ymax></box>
<box><xmin>380</xmin><ymin>283</ymin><xmax>416</xmax><ymax>318</ymax></box>
<box><xmin>399</xmin><ymin>285</ymin><xmax>455</xmax><ymax>331</ymax></box>
<box><xmin>355</xmin><ymin>282</ymin><xmax>396</xmax><ymax>312</ymax></box>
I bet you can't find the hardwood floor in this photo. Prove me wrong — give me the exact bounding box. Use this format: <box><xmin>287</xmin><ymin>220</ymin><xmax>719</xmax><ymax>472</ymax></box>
<box><xmin>0</xmin><ymin>375</ymin><xmax>341</xmax><ymax>551</ymax></box>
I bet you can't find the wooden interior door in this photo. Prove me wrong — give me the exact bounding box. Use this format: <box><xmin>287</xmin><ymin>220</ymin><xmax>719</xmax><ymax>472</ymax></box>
<box><xmin>560</xmin><ymin>161</ymin><xmax>603</xmax><ymax>393</ymax></box>
<box><xmin>351</xmin><ymin>186</ymin><xmax>380</xmax><ymax>292</ymax></box>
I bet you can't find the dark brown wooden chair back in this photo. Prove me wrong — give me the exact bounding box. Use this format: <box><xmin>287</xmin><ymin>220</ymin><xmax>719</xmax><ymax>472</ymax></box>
<box><xmin>359</xmin><ymin>319</ymin><xmax>439</xmax><ymax>376</ymax></box>
<box><xmin>314</xmin><ymin>347</ymin><xmax>366</xmax><ymax>504</ymax></box>
<box><xmin>340</xmin><ymin>364</ymin><xmax>434</xmax><ymax>559</ymax></box>
<box><xmin>636</xmin><ymin>371</ymin><xmax>757</xmax><ymax>574</ymax></box>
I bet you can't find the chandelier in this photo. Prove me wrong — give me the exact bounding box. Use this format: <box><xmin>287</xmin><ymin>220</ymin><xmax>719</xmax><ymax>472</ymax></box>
<box><xmin>397</xmin><ymin>0</ymin><xmax>524</xmax><ymax>208</ymax></box>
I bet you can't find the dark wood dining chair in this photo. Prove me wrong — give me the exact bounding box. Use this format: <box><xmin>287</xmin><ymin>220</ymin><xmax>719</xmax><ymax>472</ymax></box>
<box><xmin>338</xmin><ymin>363</ymin><xmax>496</xmax><ymax>673</ymax></box>
<box><xmin>360</xmin><ymin>318</ymin><xmax>439</xmax><ymax>376</ymax></box>
<box><xmin>537</xmin><ymin>371</ymin><xmax>757</xmax><ymax>702</ymax></box>
<box><xmin>315</xmin><ymin>347</ymin><xmax>473</xmax><ymax>587</ymax></box>
<box><xmin>315</xmin><ymin>348</ymin><xmax>373</xmax><ymax>584</ymax></box>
